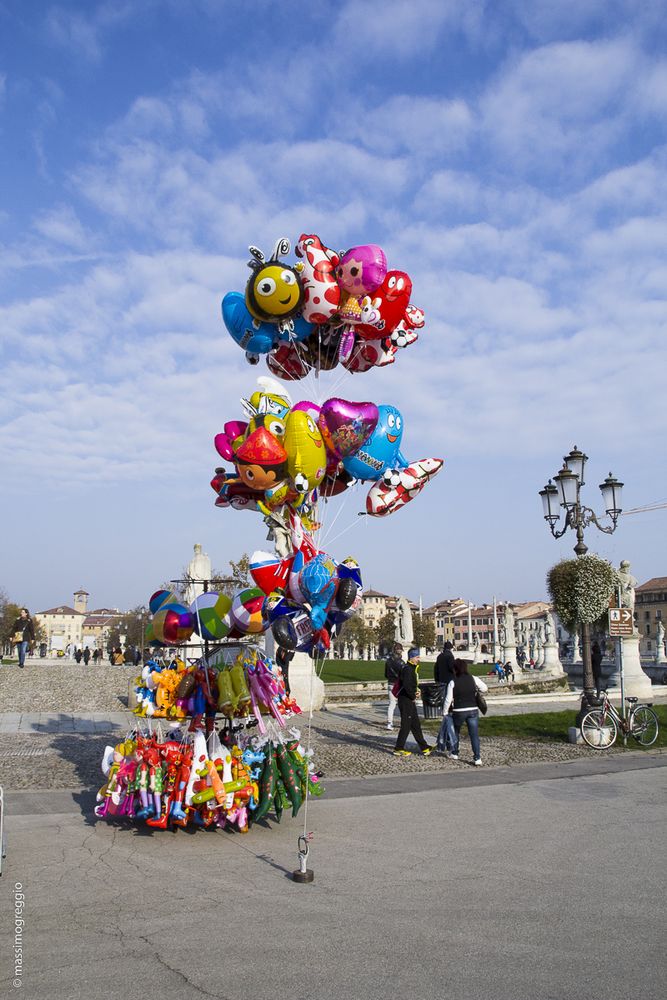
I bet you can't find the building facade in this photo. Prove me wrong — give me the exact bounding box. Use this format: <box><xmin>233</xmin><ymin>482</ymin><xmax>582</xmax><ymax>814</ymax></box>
<box><xmin>36</xmin><ymin>590</ymin><xmax>124</xmax><ymax>653</ymax></box>
<box><xmin>635</xmin><ymin>577</ymin><xmax>667</xmax><ymax>655</ymax></box>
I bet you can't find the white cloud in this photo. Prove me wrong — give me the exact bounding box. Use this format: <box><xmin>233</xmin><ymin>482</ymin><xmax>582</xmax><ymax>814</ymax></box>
<box><xmin>32</xmin><ymin>205</ymin><xmax>92</xmax><ymax>252</ymax></box>
<box><xmin>334</xmin><ymin>0</ymin><xmax>485</xmax><ymax>58</ymax></box>
<box><xmin>331</xmin><ymin>96</ymin><xmax>473</xmax><ymax>158</ymax></box>
<box><xmin>72</xmin><ymin>136</ymin><xmax>412</xmax><ymax>252</ymax></box>
<box><xmin>509</xmin><ymin>0</ymin><xmax>667</xmax><ymax>44</ymax></box>
<box><xmin>44</xmin><ymin>2</ymin><xmax>140</xmax><ymax>62</ymax></box>
<box><xmin>481</xmin><ymin>38</ymin><xmax>644</xmax><ymax>175</ymax></box>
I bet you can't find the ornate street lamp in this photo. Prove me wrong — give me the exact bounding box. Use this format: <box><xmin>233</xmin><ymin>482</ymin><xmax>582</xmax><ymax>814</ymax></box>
<box><xmin>139</xmin><ymin>605</ymin><xmax>147</xmax><ymax>665</ymax></box>
<box><xmin>540</xmin><ymin>446</ymin><xmax>624</xmax><ymax>709</ymax></box>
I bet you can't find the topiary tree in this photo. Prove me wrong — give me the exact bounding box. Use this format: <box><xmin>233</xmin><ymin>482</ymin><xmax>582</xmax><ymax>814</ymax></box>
<box><xmin>547</xmin><ymin>554</ymin><xmax>618</xmax><ymax>705</ymax></box>
<box><xmin>547</xmin><ymin>555</ymin><xmax>617</xmax><ymax>633</ymax></box>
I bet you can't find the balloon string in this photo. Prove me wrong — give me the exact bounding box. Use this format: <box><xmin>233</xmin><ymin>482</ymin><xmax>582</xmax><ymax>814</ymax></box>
<box><xmin>318</xmin><ymin>480</ymin><xmax>358</xmax><ymax>550</ymax></box>
<box><xmin>320</xmin><ymin>512</ymin><xmax>366</xmax><ymax>551</ymax></box>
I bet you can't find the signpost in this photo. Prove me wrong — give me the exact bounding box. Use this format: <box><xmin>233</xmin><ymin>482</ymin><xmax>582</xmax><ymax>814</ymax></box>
<box><xmin>608</xmin><ymin>607</ymin><xmax>633</xmax><ymax>637</ymax></box>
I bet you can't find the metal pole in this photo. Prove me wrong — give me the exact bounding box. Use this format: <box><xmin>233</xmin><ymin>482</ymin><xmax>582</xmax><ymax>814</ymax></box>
<box><xmin>617</xmin><ymin>584</ymin><xmax>627</xmax><ymax>745</ymax></box>
<box><xmin>493</xmin><ymin>596</ymin><xmax>498</xmax><ymax>662</ymax></box>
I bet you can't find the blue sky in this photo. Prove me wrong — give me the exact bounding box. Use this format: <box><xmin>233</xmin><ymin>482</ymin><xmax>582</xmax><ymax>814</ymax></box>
<box><xmin>1</xmin><ymin>0</ymin><xmax>666</xmax><ymax>614</ymax></box>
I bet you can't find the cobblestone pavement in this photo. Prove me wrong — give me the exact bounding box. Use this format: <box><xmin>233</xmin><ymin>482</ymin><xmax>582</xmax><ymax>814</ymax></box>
<box><xmin>0</xmin><ymin>661</ymin><xmax>639</xmax><ymax>791</ymax></box>
<box><xmin>0</xmin><ymin>703</ymin><xmax>599</xmax><ymax>791</ymax></box>
<box><xmin>0</xmin><ymin>658</ymin><xmax>136</xmax><ymax>712</ymax></box>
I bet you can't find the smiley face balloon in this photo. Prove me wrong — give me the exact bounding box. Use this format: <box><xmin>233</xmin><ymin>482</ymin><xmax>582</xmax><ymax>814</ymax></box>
<box><xmin>342</xmin><ymin>404</ymin><xmax>408</xmax><ymax>482</ymax></box>
<box><xmin>284</xmin><ymin>409</ymin><xmax>327</xmax><ymax>495</ymax></box>
<box><xmin>245</xmin><ymin>238</ymin><xmax>304</xmax><ymax>324</ymax></box>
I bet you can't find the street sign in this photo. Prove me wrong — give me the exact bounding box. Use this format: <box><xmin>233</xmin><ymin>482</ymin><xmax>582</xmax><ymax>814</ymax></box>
<box><xmin>608</xmin><ymin>607</ymin><xmax>633</xmax><ymax>636</ymax></box>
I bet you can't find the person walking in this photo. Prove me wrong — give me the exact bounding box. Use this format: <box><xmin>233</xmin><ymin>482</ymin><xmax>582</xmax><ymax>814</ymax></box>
<box><xmin>92</xmin><ymin>648</ymin><xmax>99</xmax><ymax>665</ymax></box>
<box><xmin>384</xmin><ymin>642</ymin><xmax>404</xmax><ymax>731</ymax></box>
<box><xmin>434</xmin><ymin>641</ymin><xmax>456</xmax><ymax>752</ymax></box>
<box><xmin>393</xmin><ymin>647</ymin><xmax>432</xmax><ymax>757</ymax></box>
<box><xmin>75</xmin><ymin>647</ymin><xmax>82</xmax><ymax>663</ymax></box>
<box><xmin>12</xmin><ymin>608</ymin><xmax>35</xmax><ymax>669</ymax></box>
<box><xmin>591</xmin><ymin>641</ymin><xmax>603</xmax><ymax>698</ymax></box>
<box><xmin>83</xmin><ymin>647</ymin><xmax>90</xmax><ymax>665</ymax></box>
<box><xmin>443</xmin><ymin>659</ymin><xmax>488</xmax><ymax>766</ymax></box>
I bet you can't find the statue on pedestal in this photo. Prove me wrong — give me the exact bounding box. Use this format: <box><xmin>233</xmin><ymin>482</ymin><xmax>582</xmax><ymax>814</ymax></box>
<box><xmin>502</xmin><ymin>605</ymin><xmax>515</xmax><ymax>646</ymax></box>
<box><xmin>656</xmin><ymin>620</ymin><xmax>666</xmax><ymax>664</ymax></box>
<box><xmin>184</xmin><ymin>543</ymin><xmax>212</xmax><ymax>605</ymax></box>
<box><xmin>394</xmin><ymin>596</ymin><xmax>414</xmax><ymax>646</ymax></box>
<box><xmin>618</xmin><ymin>560</ymin><xmax>638</xmax><ymax>614</ymax></box>
<box><xmin>544</xmin><ymin>611</ymin><xmax>555</xmax><ymax>643</ymax></box>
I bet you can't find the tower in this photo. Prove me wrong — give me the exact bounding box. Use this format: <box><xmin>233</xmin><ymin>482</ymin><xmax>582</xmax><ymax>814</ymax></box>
<box><xmin>73</xmin><ymin>589</ymin><xmax>89</xmax><ymax>614</ymax></box>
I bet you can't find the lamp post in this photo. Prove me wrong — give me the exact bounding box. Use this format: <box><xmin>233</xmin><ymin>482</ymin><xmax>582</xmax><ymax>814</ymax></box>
<box><xmin>539</xmin><ymin>446</ymin><xmax>623</xmax><ymax>712</ymax></box>
<box><xmin>139</xmin><ymin>606</ymin><xmax>146</xmax><ymax>665</ymax></box>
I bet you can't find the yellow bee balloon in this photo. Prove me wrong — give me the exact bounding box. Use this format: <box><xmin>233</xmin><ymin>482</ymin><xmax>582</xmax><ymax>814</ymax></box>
<box><xmin>284</xmin><ymin>410</ymin><xmax>326</xmax><ymax>495</ymax></box>
<box><xmin>245</xmin><ymin>239</ymin><xmax>304</xmax><ymax>324</ymax></box>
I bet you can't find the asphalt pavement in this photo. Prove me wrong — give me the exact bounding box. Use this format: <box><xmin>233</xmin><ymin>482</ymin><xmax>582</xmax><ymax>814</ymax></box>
<box><xmin>1</xmin><ymin>753</ymin><xmax>665</xmax><ymax>999</ymax></box>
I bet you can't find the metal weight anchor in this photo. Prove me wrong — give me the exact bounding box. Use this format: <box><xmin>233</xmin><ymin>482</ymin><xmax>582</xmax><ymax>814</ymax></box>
<box><xmin>291</xmin><ymin>832</ymin><xmax>314</xmax><ymax>884</ymax></box>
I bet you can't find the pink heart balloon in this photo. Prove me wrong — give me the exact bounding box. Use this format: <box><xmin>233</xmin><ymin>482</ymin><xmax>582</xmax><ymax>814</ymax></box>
<box><xmin>214</xmin><ymin>421</ymin><xmax>248</xmax><ymax>461</ymax></box>
<box><xmin>318</xmin><ymin>398</ymin><xmax>379</xmax><ymax>459</ymax></box>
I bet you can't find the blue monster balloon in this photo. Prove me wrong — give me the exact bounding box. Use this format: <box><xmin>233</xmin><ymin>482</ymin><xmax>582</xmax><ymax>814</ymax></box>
<box><xmin>299</xmin><ymin>554</ymin><xmax>337</xmax><ymax>631</ymax></box>
<box><xmin>342</xmin><ymin>405</ymin><xmax>408</xmax><ymax>482</ymax></box>
<box><xmin>222</xmin><ymin>291</ymin><xmax>313</xmax><ymax>359</ymax></box>
<box><xmin>222</xmin><ymin>291</ymin><xmax>278</xmax><ymax>355</ymax></box>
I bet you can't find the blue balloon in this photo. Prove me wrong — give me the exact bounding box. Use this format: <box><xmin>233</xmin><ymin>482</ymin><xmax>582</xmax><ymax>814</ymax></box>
<box><xmin>342</xmin><ymin>405</ymin><xmax>408</xmax><ymax>481</ymax></box>
<box><xmin>222</xmin><ymin>291</ymin><xmax>314</xmax><ymax>356</ymax></box>
<box><xmin>222</xmin><ymin>291</ymin><xmax>278</xmax><ymax>355</ymax></box>
<box><xmin>300</xmin><ymin>554</ymin><xmax>337</xmax><ymax>631</ymax></box>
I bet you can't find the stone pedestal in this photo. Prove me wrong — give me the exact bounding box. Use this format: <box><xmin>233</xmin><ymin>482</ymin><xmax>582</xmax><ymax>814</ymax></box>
<box><xmin>541</xmin><ymin>642</ymin><xmax>565</xmax><ymax>678</ymax></box>
<box><xmin>264</xmin><ymin>633</ymin><xmax>325</xmax><ymax>711</ymax></box>
<box><xmin>501</xmin><ymin>643</ymin><xmax>520</xmax><ymax>671</ymax></box>
<box><xmin>655</xmin><ymin>644</ymin><xmax>666</xmax><ymax>666</ymax></box>
<box><xmin>607</xmin><ymin>634</ymin><xmax>652</xmax><ymax>699</ymax></box>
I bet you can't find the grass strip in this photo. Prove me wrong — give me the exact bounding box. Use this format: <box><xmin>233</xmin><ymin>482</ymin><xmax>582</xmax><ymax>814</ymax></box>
<box><xmin>423</xmin><ymin>706</ymin><xmax>667</xmax><ymax>750</ymax></box>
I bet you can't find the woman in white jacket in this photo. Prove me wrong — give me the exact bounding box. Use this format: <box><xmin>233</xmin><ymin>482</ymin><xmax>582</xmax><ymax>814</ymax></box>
<box><xmin>442</xmin><ymin>659</ymin><xmax>488</xmax><ymax>766</ymax></box>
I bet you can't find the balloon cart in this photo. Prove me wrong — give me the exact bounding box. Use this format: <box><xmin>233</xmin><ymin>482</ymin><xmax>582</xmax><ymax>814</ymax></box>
<box><xmin>94</xmin><ymin>234</ymin><xmax>442</xmax><ymax>880</ymax></box>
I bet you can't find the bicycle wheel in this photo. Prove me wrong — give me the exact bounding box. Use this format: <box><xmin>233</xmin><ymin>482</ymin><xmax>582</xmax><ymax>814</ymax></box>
<box><xmin>581</xmin><ymin>710</ymin><xmax>618</xmax><ymax>749</ymax></box>
<box><xmin>630</xmin><ymin>706</ymin><xmax>659</xmax><ymax>747</ymax></box>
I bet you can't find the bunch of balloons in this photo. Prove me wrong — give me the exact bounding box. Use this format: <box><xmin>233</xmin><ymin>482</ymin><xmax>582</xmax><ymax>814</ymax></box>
<box><xmin>133</xmin><ymin>649</ymin><xmax>301</xmax><ymax>730</ymax></box>
<box><xmin>146</xmin><ymin>585</ymin><xmax>269</xmax><ymax>646</ymax></box>
<box><xmin>95</xmin><ymin>725</ymin><xmax>322</xmax><ymax>832</ymax></box>
<box><xmin>249</xmin><ymin>516</ymin><xmax>363</xmax><ymax>655</ymax></box>
<box><xmin>211</xmin><ymin>377</ymin><xmax>443</xmax><ymax>522</ymax></box>
<box><xmin>222</xmin><ymin>235</ymin><xmax>425</xmax><ymax>378</ymax></box>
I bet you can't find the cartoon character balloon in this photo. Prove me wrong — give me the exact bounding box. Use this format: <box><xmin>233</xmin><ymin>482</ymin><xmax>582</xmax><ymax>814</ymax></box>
<box><xmin>342</xmin><ymin>404</ymin><xmax>408</xmax><ymax>482</ymax></box>
<box><xmin>245</xmin><ymin>238</ymin><xmax>304</xmax><ymax>331</ymax></box>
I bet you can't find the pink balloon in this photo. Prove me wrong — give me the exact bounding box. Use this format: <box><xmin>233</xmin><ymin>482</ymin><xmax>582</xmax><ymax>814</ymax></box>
<box><xmin>318</xmin><ymin>398</ymin><xmax>379</xmax><ymax>459</ymax></box>
<box><xmin>214</xmin><ymin>421</ymin><xmax>248</xmax><ymax>461</ymax></box>
<box><xmin>291</xmin><ymin>400</ymin><xmax>321</xmax><ymax>418</ymax></box>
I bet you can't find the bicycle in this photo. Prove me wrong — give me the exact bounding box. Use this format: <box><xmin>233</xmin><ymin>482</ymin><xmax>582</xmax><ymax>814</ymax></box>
<box><xmin>580</xmin><ymin>693</ymin><xmax>659</xmax><ymax>749</ymax></box>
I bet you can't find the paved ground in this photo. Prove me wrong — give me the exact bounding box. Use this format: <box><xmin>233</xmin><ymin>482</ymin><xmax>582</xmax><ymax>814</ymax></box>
<box><xmin>1</xmin><ymin>757</ymin><xmax>665</xmax><ymax>999</ymax></box>
<box><xmin>1</xmin><ymin>661</ymin><xmax>665</xmax><ymax>997</ymax></box>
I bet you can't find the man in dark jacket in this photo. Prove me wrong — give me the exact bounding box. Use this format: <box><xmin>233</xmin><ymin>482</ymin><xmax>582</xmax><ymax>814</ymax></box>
<box><xmin>393</xmin><ymin>648</ymin><xmax>432</xmax><ymax>756</ymax></box>
<box><xmin>384</xmin><ymin>643</ymin><xmax>404</xmax><ymax>731</ymax></box>
<box><xmin>434</xmin><ymin>642</ymin><xmax>456</xmax><ymax>752</ymax></box>
<box><xmin>434</xmin><ymin>641</ymin><xmax>455</xmax><ymax>687</ymax></box>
